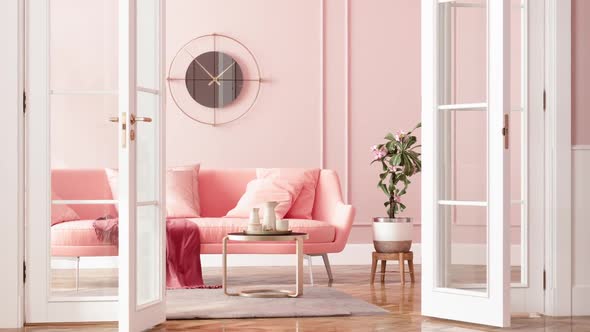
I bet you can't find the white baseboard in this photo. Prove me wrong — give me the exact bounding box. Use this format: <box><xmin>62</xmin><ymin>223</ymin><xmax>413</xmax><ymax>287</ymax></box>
<box><xmin>572</xmin><ymin>285</ymin><xmax>590</xmax><ymax>315</ymax></box>
<box><xmin>50</xmin><ymin>243</ymin><xmax>521</xmax><ymax>269</ymax></box>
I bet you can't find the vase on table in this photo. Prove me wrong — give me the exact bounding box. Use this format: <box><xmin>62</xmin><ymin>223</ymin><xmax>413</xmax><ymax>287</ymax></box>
<box><xmin>247</xmin><ymin>207</ymin><xmax>262</xmax><ymax>232</ymax></box>
<box><xmin>262</xmin><ymin>201</ymin><xmax>279</xmax><ymax>231</ymax></box>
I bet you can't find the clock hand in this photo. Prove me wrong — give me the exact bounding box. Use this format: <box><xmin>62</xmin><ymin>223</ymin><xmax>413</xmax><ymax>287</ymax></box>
<box><xmin>195</xmin><ymin>59</ymin><xmax>221</xmax><ymax>86</ymax></box>
<box><xmin>208</xmin><ymin>61</ymin><xmax>236</xmax><ymax>86</ymax></box>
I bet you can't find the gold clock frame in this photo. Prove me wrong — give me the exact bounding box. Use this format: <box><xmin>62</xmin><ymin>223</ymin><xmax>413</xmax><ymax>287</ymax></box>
<box><xmin>167</xmin><ymin>33</ymin><xmax>262</xmax><ymax>126</ymax></box>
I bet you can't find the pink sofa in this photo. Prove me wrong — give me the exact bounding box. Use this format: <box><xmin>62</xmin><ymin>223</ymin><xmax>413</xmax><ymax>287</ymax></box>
<box><xmin>51</xmin><ymin>168</ymin><xmax>355</xmax><ymax>281</ymax></box>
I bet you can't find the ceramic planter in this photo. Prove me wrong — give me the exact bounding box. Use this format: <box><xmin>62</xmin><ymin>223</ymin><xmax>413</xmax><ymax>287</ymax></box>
<box><xmin>372</xmin><ymin>217</ymin><xmax>413</xmax><ymax>253</ymax></box>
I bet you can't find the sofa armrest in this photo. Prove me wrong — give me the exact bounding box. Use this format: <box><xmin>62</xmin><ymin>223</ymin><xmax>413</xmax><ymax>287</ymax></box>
<box><xmin>312</xmin><ymin>170</ymin><xmax>356</xmax><ymax>252</ymax></box>
<box><xmin>330</xmin><ymin>202</ymin><xmax>355</xmax><ymax>252</ymax></box>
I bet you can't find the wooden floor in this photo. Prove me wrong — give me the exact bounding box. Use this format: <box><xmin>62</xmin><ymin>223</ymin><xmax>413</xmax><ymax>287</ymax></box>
<box><xmin>11</xmin><ymin>265</ymin><xmax>590</xmax><ymax>331</ymax></box>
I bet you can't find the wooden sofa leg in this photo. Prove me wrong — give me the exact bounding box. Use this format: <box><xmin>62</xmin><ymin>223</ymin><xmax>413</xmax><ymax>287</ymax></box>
<box><xmin>321</xmin><ymin>254</ymin><xmax>334</xmax><ymax>282</ymax></box>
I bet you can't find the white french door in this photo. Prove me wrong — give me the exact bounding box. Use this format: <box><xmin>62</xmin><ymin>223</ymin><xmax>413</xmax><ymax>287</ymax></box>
<box><xmin>118</xmin><ymin>0</ymin><xmax>166</xmax><ymax>331</ymax></box>
<box><xmin>421</xmin><ymin>0</ymin><xmax>512</xmax><ymax>327</ymax></box>
<box><xmin>25</xmin><ymin>0</ymin><xmax>166</xmax><ymax>328</ymax></box>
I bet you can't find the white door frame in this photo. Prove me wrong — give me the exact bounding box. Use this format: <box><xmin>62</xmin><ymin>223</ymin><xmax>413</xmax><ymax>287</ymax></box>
<box><xmin>0</xmin><ymin>0</ymin><xmax>574</xmax><ymax>328</ymax></box>
<box><xmin>0</xmin><ymin>0</ymin><xmax>25</xmax><ymax>328</ymax></box>
<box><xmin>510</xmin><ymin>0</ymin><xmax>545</xmax><ymax>314</ymax></box>
<box><xmin>543</xmin><ymin>0</ymin><xmax>572</xmax><ymax>317</ymax></box>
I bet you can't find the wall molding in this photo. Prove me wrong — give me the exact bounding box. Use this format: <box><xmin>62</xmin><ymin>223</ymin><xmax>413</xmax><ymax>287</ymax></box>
<box><xmin>344</xmin><ymin>0</ymin><xmax>351</xmax><ymax>204</ymax></box>
<box><xmin>572</xmin><ymin>145</ymin><xmax>590</xmax><ymax>150</ymax></box>
<box><xmin>544</xmin><ymin>0</ymin><xmax>572</xmax><ymax>317</ymax></box>
<box><xmin>572</xmin><ymin>146</ymin><xmax>590</xmax><ymax>315</ymax></box>
<box><xmin>319</xmin><ymin>0</ymin><xmax>325</xmax><ymax>169</ymax></box>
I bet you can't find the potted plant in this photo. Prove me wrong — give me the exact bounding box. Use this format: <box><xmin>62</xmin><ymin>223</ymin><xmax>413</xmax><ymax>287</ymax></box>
<box><xmin>370</xmin><ymin>123</ymin><xmax>421</xmax><ymax>253</ymax></box>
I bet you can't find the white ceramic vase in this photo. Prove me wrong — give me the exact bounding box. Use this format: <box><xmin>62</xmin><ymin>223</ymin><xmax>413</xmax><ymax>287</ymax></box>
<box><xmin>262</xmin><ymin>201</ymin><xmax>279</xmax><ymax>231</ymax></box>
<box><xmin>372</xmin><ymin>217</ymin><xmax>413</xmax><ymax>253</ymax></box>
<box><xmin>248</xmin><ymin>207</ymin><xmax>262</xmax><ymax>232</ymax></box>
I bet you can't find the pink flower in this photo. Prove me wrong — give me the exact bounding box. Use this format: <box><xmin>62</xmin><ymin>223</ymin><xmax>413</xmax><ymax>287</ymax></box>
<box><xmin>394</xmin><ymin>131</ymin><xmax>407</xmax><ymax>142</ymax></box>
<box><xmin>393</xmin><ymin>195</ymin><xmax>402</xmax><ymax>203</ymax></box>
<box><xmin>370</xmin><ymin>145</ymin><xmax>379</xmax><ymax>152</ymax></box>
<box><xmin>372</xmin><ymin>146</ymin><xmax>387</xmax><ymax>160</ymax></box>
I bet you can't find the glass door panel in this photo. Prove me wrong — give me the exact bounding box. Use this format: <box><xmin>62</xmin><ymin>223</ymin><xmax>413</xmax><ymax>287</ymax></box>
<box><xmin>421</xmin><ymin>0</ymin><xmax>511</xmax><ymax>327</ymax></box>
<box><xmin>118</xmin><ymin>0</ymin><xmax>166</xmax><ymax>330</ymax></box>
<box><xmin>26</xmin><ymin>0</ymin><xmax>119</xmax><ymax>322</ymax></box>
<box><xmin>437</xmin><ymin>0</ymin><xmax>489</xmax><ymax>295</ymax></box>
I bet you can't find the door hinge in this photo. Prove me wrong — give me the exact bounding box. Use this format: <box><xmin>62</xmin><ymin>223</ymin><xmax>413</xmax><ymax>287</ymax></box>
<box><xmin>23</xmin><ymin>261</ymin><xmax>26</xmax><ymax>283</ymax></box>
<box><xmin>543</xmin><ymin>89</ymin><xmax>546</xmax><ymax>112</ymax></box>
<box><xmin>23</xmin><ymin>91</ymin><xmax>27</xmax><ymax>114</ymax></box>
<box><xmin>543</xmin><ymin>269</ymin><xmax>546</xmax><ymax>290</ymax></box>
<box><xmin>502</xmin><ymin>113</ymin><xmax>509</xmax><ymax>149</ymax></box>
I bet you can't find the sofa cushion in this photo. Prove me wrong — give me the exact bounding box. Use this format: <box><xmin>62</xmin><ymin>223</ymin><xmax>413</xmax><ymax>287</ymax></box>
<box><xmin>51</xmin><ymin>191</ymin><xmax>80</xmax><ymax>226</ymax></box>
<box><xmin>256</xmin><ymin>168</ymin><xmax>321</xmax><ymax>219</ymax></box>
<box><xmin>52</xmin><ymin>219</ymin><xmax>114</xmax><ymax>247</ymax></box>
<box><xmin>106</xmin><ymin>165</ymin><xmax>201</xmax><ymax>218</ymax></box>
<box><xmin>186</xmin><ymin>217</ymin><xmax>336</xmax><ymax>244</ymax></box>
<box><xmin>225</xmin><ymin>178</ymin><xmax>303</xmax><ymax>219</ymax></box>
<box><xmin>166</xmin><ymin>165</ymin><xmax>201</xmax><ymax>218</ymax></box>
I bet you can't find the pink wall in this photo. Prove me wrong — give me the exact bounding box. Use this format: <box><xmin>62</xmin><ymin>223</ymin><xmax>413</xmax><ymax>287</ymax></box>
<box><xmin>573</xmin><ymin>0</ymin><xmax>590</xmax><ymax>145</ymax></box>
<box><xmin>50</xmin><ymin>0</ymin><xmax>527</xmax><ymax>245</ymax></box>
<box><xmin>164</xmin><ymin>0</ymin><xmax>424</xmax><ymax>243</ymax></box>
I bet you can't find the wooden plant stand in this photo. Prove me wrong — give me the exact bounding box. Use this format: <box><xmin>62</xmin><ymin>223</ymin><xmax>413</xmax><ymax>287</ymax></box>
<box><xmin>370</xmin><ymin>251</ymin><xmax>415</xmax><ymax>285</ymax></box>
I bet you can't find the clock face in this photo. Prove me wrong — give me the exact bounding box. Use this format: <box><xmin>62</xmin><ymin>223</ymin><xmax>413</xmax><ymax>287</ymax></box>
<box><xmin>185</xmin><ymin>51</ymin><xmax>244</xmax><ymax>108</ymax></box>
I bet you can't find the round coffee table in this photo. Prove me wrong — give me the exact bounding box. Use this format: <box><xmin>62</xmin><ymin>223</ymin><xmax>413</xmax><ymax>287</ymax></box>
<box><xmin>222</xmin><ymin>232</ymin><xmax>309</xmax><ymax>298</ymax></box>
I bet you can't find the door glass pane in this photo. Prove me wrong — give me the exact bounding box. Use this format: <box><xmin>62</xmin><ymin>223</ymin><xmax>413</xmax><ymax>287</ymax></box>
<box><xmin>50</xmin><ymin>0</ymin><xmax>118</xmax><ymax>91</ymax></box>
<box><xmin>510</xmin><ymin>0</ymin><xmax>525</xmax><ymax>286</ymax></box>
<box><xmin>49</xmin><ymin>0</ymin><xmax>119</xmax><ymax>299</ymax></box>
<box><xmin>439</xmin><ymin>205</ymin><xmax>487</xmax><ymax>289</ymax></box>
<box><xmin>135</xmin><ymin>91</ymin><xmax>162</xmax><ymax>306</ymax></box>
<box><xmin>436</xmin><ymin>0</ymin><xmax>488</xmax><ymax>293</ymax></box>
<box><xmin>439</xmin><ymin>0</ymin><xmax>487</xmax><ymax>106</ymax></box>
<box><xmin>439</xmin><ymin>110</ymin><xmax>487</xmax><ymax>202</ymax></box>
<box><xmin>137</xmin><ymin>0</ymin><xmax>158</xmax><ymax>90</ymax></box>
<box><xmin>50</xmin><ymin>96</ymin><xmax>119</xmax><ymax>298</ymax></box>
<box><xmin>136</xmin><ymin>92</ymin><xmax>158</xmax><ymax>202</ymax></box>
<box><xmin>135</xmin><ymin>0</ymin><xmax>161</xmax><ymax>306</ymax></box>
<box><xmin>136</xmin><ymin>205</ymin><xmax>160</xmax><ymax>305</ymax></box>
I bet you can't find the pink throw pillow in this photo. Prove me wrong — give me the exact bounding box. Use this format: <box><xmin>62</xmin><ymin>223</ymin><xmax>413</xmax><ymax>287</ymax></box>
<box><xmin>105</xmin><ymin>165</ymin><xmax>201</xmax><ymax>218</ymax></box>
<box><xmin>51</xmin><ymin>191</ymin><xmax>80</xmax><ymax>226</ymax></box>
<box><xmin>105</xmin><ymin>168</ymin><xmax>119</xmax><ymax>201</ymax></box>
<box><xmin>166</xmin><ymin>165</ymin><xmax>201</xmax><ymax>218</ymax></box>
<box><xmin>256</xmin><ymin>168</ymin><xmax>321</xmax><ymax>219</ymax></box>
<box><xmin>225</xmin><ymin>178</ymin><xmax>303</xmax><ymax>219</ymax></box>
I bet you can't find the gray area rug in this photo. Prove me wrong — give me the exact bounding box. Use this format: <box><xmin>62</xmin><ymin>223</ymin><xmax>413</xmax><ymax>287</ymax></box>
<box><xmin>166</xmin><ymin>286</ymin><xmax>388</xmax><ymax>319</ymax></box>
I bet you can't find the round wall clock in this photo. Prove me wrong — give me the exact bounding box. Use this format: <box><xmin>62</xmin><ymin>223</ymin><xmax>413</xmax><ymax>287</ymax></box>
<box><xmin>168</xmin><ymin>34</ymin><xmax>261</xmax><ymax>126</ymax></box>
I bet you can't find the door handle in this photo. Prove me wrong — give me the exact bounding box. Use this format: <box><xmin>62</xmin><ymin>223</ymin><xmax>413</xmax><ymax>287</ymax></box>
<box><xmin>110</xmin><ymin>115</ymin><xmax>152</xmax><ymax>124</ymax></box>
<box><xmin>130</xmin><ymin>114</ymin><xmax>152</xmax><ymax>125</ymax></box>
<box><xmin>109</xmin><ymin>114</ymin><xmax>150</xmax><ymax>146</ymax></box>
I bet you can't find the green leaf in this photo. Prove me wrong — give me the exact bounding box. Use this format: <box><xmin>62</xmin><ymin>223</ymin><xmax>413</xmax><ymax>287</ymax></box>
<box><xmin>385</xmin><ymin>133</ymin><xmax>395</xmax><ymax>141</ymax></box>
<box><xmin>378</xmin><ymin>183</ymin><xmax>389</xmax><ymax>196</ymax></box>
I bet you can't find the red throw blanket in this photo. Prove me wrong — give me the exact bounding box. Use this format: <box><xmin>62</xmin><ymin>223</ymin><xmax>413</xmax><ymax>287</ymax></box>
<box><xmin>93</xmin><ymin>217</ymin><xmax>220</xmax><ymax>289</ymax></box>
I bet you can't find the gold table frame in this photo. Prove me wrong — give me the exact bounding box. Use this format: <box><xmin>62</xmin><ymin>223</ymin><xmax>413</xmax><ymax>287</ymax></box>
<box><xmin>222</xmin><ymin>232</ymin><xmax>309</xmax><ymax>298</ymax></box>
